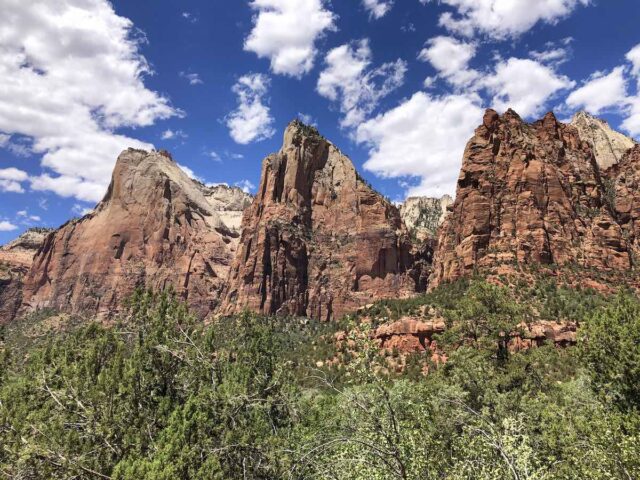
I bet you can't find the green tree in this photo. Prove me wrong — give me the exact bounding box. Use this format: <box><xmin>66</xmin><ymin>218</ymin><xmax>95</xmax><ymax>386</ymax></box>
<box><xmin>578</xmin><ymin>291</ymin><xmax>640</xmax><ymax>411</ymax></box>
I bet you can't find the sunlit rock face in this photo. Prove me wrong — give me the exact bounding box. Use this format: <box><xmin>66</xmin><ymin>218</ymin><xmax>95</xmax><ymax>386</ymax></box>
<box><xmin>20</xmin><ymin>149</ymin><xmax>251</xmax><ymax>320</ymax></box>
<box><xmin>571</xmin><ymin>111</ymin><xmax>636</xmax><ymax>170</ymax></box>
<box><xmin>400</xmin><ymin>195</ymin><xmax>454</xmax><ymax>241</ymax></box>
<box><xmin>432</xmin><ymin>109</ymin><xmax>637</xmax><ymax>288</ymax></box>
<box><xmin>0</xmin><ymin>228</ymin><xmax>51</xmax><ymax>324</ymax></box>
<box><xmin>219</xmin><ymin>121</ymin><xmax>431</xmax><ymax>321</ymax></box>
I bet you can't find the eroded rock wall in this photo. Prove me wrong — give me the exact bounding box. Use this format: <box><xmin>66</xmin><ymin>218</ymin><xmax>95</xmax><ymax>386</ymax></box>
<box><xmin>432</xmin><ymin>109</ymin><xmax>634</xmax><ymax>287</ymax></box>
<box><xmin>20</xmin><ymin>149</ymin><xmax>251</xmax><ymax>320</ymax></box>
<box><xmin>220</xmin><ymin>121</ymin><xmax>430</xmax><ymax>321</ymax></box>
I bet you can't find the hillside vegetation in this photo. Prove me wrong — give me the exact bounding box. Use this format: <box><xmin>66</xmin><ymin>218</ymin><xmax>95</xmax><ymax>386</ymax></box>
<box><xmin>1</xmin><ymin>282</ymin><xmax>639</xmax><ymax>479</ymax></box>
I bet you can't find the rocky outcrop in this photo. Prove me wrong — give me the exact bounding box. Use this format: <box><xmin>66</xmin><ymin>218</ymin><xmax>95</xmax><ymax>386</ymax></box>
<box><xmin>373</xmin><ymin>316</ymin><xmax>446</xmax><ymax>354</ymax></box>
<box><xmin>369</xmin><ymin>317</ymin><xmax>576</xmax><ymax>360</ymax></box>
<box><xmin>571</xmin><ymin>111</ymin><xmax>636</xmax><ymax>170</ymax></box>
<box><xmin>432</xmin><ymin>109</ymin><xmax>635</xmax><ymax>288</ymax></box>
<box><xmin>0</xmin><ymin>228</ymin><xmax>51</xmax><ymax>324</ymax></box>
<box><xmin>400</xmin><ymin>195</ymin><xmax>453</xmax><ymax>240</ymax></box>
<box><xmin>0</xmin><ymin>228</ymin><xmax>52</xmax><ymax>268</ymax></box>
<box><xmin>508</xmin><ymin>321</ymin><xmax>577</xmax><ymax>353</ymax></box>
<box><xmin>20</xmin><ymin>149</ymin><xmax>251</xmax><ymax>320</ymax></box>
<box><xmin>219</xmin><ymin>121</ymin><xmax>430</xmax><ymax>321</ymax></box>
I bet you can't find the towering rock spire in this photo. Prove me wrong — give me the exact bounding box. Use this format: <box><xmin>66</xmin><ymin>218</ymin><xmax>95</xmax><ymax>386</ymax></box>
<box><xmin>219</xmin><ymin>120</ymin><xmax>430</xmax><ymax>321</ymax></box>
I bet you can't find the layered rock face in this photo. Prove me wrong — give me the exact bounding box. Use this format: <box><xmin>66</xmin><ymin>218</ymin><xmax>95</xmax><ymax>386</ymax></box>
<box><xmin>609</xmin><ymin>145</ymin><xmax>640</xmax><ymax>261</ymax></box>
<box><xmin>571</xmin><ymin>111</ymin><xmax>636</xmax><ymax>170</ymax></box>
<box><xmin>0</xmin><ymin>229</ymin><xmax>50</xmax><ymax>324</ymax></box>
<box><xmin>432</xmin><ymin>109</ymin><xmax>635</xmax><ymax>287</ymax></box>
<box><xmin>400</xmin><ymin>195</ymin><xmax>453</xmax><ymax>240</ymax></box>
<box><xmin>219</xmin><ymin>121</ymin><xmax>429</xmax><ymax>321</ymax></box>
<box><xmin>20</xmin><ymin>149</ymin><xmax>251</xmax><ymax>320</ymax></box>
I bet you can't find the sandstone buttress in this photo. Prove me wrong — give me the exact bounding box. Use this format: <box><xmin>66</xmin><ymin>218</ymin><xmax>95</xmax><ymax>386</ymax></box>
<box><xmin>432</xmin><ymin>109</ymin><xmax>636</xmax><ymax>288</ymax></box>
<box><xmin>19</xmin><ymin>149</ymin><xmax>251</xmax><ymax>320</ymax></box>
<box><xmin>219</xmin><ymin>121</ymin><xmax>431</xmax><ymax>321</ymax></box>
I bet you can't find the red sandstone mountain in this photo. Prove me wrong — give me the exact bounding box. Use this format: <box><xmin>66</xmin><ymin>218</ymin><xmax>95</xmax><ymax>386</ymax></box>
<box><xmin>431</xmin><ymin>109</ymin><xmax>638</xmax><ymax>288</ymax></box>
<box><xmin>4</xmin><ymin>111</ymin><xmax>639</xmax><ymax>325</ymax></box>
<box><xmin>0</xmin><ymin>228</ymin><xmax>51</xmax><ymax>324</ymax></box>
<box><xmin>218</xmin><ymin>121</ymin><xmax>430</xmax><ymax>321</ymax></box>
<box><xmin>18</xmin><ymin>149</ymin><xmax>251</xmax><ymax>320</ymax></box>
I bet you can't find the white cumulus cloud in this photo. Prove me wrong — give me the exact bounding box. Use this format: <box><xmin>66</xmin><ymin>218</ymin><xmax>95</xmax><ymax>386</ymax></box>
<box><xmin>0</xmin><ymin>0</ymin><xmax>181</xmax><ymax>203</ymax></box>
<box><xmin>418</xmin><ymin>36</ymin><xmax>479</xmax><ymax>87</ymax></box>
<box><xmin>0</xmin><ymin>167</ymin><xmax>29</xmax><ymax>193</ymax></box>
<box><xmin>422</xmin><ymin>0</ymin><xmax>591</xmax><ymax>39</ymax></box>
<box><xmin>161</xmin><ymin>129</ymin><xmax>188</xmax><ymax>140</ymax></box>
<box><xmin>483</xmin><ymin>58</ymin><xmax>575</xmax><ymax>118</ymax></box>
<box><xmin>362</xmin><ymin>0</ymin><xmax>394</xmax><ymax>19</ymax></box>
<box><xmin>0</xmin><ymin>221</ymin><xmax>18</xmax><ymax>231</ymax></box>
<box><xmin>244</xmin><ymin>0</ymin><xmax>337</xmax><ymax>77</ymax></box>
<box><xmin>566</xmin><ymin>67</ymin><xmax>628</xmax><ymax>114</ymax></box>
<box><xmin>627</xmin><ymin>44</ymin><xmax>640</xmax><ymax>79</ymax></box>
<box><xmin>235</xmin><ymin>179</ymin><xmax>256</xmax><ymax>193</ymax></box>
<box><xmin>226</xmin><ymin>73</ymin><xmax>276</xmax><ymax>144</ymax></box>
<box><xmin>356</xmin><ymin>92</ymin><xmax>483</xmax><ymax>198</ymax></box>
<box><xmin>317</xmin><ymin>39</ymin><xmax>407</xmax><ymax>128</ymax></box>
<box><xmin>180</xmin><ymin>71</ymin><xmax>203</xmax><ymax>85</ymax></box>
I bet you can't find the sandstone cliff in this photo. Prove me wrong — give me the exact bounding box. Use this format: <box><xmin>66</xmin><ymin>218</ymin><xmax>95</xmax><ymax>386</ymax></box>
<box><xmin>609</xmin><ymin>144</ymin><xmax>640</xmax><ymax>263</ymax></box>
<box><xmin>400</xmin><ymin>195</ymin><xmax>453</xmax><ymax>240</ymax></box>
<box><xmin>219</xmin><ymin>121</ymin><xmax>430</xmax><ymax>321</ymax></box>
<box><xmin>431</xmin><ymin>109</ymin><xmax>636</xmax><ymax>288</ymax></box>
<box><xmin>0</xmin><ymin>228</ymin><xmax>51</xmax><ymax>324</ymax></box>
<box><xmin>20</xmin><ymin>149</ymin><xmax>251</xmax><ymax>320</ymax></box>
<box><xmin>571</xmin><ymin>111</ymin><xmax>636</xmax><ymax>170</ymax></box>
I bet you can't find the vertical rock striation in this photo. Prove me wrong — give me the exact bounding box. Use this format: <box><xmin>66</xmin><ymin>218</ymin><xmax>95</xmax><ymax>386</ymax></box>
<box><xmin>20</xmin><ymin>149</ymin><xmax>251</xmax><ymax>320</ymax></box>
<box><xmin>219</xmin><ymin>121</ymin><xmax>430</xmax><ymax>321</ymax></box>
<box><xmin>608</xmin><ymin>144</ymin><xmax>640</xmax><ymax>263</ymax></box>
<box><xmin>432</xmin><ymin>109</ymin><xmax>635</xmax><ymax>288</ymax></box>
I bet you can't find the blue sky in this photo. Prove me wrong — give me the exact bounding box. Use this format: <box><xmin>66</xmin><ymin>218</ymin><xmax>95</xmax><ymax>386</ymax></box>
<box><xmin>1</xmin><ymin>0</ymin><xmax>640</xmax><ymax>244</ymax></box>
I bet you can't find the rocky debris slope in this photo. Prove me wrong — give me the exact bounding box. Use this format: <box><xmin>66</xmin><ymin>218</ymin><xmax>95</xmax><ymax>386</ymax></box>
<box><xmin>571</xmin><ymin>111</ymin><xmax>636</xmax><ymax>170</ymax></box>
<box><xmin>19</xmin><ymin>149</ymin><xmax>252</xmax><ymax>320</ymax></box>
<box><xmin>432</xmin><ymin>109</ymin><xmax>636</xmax><ymax>288</ymax></box>
<box><xmin>400</xmin><ymin>195</ymin><xmax>453</xmax><ymax>240</ymax></box>
<box><xmin>219</xmin><ymin>121</ymin><xmax>431</xmax><ymax>321</ymax></box>
<box><xmin>0</xmin><ymin>228</ymin><xmax>51</xmax><ymax>324</ymax></box>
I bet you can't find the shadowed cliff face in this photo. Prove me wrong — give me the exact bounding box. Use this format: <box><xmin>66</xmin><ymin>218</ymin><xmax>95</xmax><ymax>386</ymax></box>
<box><xmin>431</xmin><ymin>109</ymin><xmax>638</xmax><ymax>289</ymax></box>
<box><xmin>219</xmin><ymin>121</ymin><xmax>431</xmax><ymax>321</ymax></box>
<box><xmin>19</xmin><ymin>149</ymin><xmax>251</xmax><ymax>320</ymax></box>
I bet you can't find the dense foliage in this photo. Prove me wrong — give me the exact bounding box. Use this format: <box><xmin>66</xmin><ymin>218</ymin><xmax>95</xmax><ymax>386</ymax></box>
<box><xmin>1</xmin><ymin>282</ymin><xmax>639</xmax><ymax>479</ymax></box>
